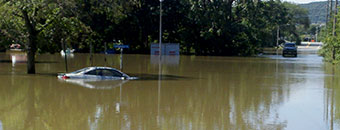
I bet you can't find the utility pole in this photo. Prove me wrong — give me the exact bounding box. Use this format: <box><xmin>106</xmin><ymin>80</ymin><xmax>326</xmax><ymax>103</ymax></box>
<box><xmin>62</xmin><ymin>38</ymin><xmax>68</xmax><ymax>72</ymax></box>
<box><xmin>159</xmin><ymin>0</ymin><xmax>163</xmax><ymax>56</ymax></box>
<box><xmin>327</xmin><ymin>0</ymin><xmax>330</xmax><ymax>27</ymax></box>
<box><xmin>276</xmin><ymin>26</ymin><xmax>280</xmax><ymax>47</ymax></box>
<box><xmin>333</xmin><ymin>0</ymin><xmax>338</xmax><ymax>36</ymax></box>
<box><xmin>158</xmin><ymin>0</ymin><xmax>164</xmax><ymax>125</ymax></box>
<box><xmin>331</xmin><ymin>0</ymin><xmax>334</xmax><ymax>20</ymax></box>
<box><xmin>332</xmin><ymin>0</ymin><xmax>338</xmax><ymax>61</ymax></box>
<box><xmin>276</xmin><ymin>26</ymin><xmax>280</xmax><ymax>55</ymax></box>
<box><xmin>316</xmin><ymin>26</ymin><xmax>318</xmax><ymax>42</ymax></box>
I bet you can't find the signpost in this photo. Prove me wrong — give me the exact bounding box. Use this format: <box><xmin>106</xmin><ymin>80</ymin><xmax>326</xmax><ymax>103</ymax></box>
<box><xmin>114</xmin><ymin>45</ymin><xmax>130</xmax><ymax>49</ymax></box>
<box><xmin>114</xmin><ymin>45</ymin><xmax>129</xmax><ymax>70</ymax></box>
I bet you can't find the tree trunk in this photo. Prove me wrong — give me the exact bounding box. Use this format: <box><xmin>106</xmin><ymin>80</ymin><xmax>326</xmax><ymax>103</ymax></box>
<box><xmin>22</xmin><ymin>10</ymin><xmax>37</xmax><ymax>74</ymax></box>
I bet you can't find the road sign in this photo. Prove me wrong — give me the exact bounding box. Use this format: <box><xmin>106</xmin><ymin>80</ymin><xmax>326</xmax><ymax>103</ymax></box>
<box><xmin>114</xmin><ymin>45</ymin><xmax>129</xmax><ymax>49</ymax></box>
<box><xmin>113</xmin><ymin>45</ymin><xmax>129</xmax><ymax>71</ymax></box>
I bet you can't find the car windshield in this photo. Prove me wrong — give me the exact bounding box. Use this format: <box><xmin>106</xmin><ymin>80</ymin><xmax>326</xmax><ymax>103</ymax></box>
<box><xmin>285</xmin><ymin>43</ymin><xmax>295</xmax><ymax>47</ymax></box>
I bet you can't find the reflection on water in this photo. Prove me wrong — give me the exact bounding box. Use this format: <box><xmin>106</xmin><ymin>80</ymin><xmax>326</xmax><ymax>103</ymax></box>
<box><xmin>59</xmin><ymin>79</ymin><xmax>128</xmax><ymax>89</ymax></box>
<box><xmin>0</xmin><ymin>53</ymin><xmax>339</xmax><ymax>129</ymax></box>
<box><xmin>150</xmin><ymin>55</ymin><xmax>180</xmax><ymax>65</ymax></box>
<box><xmin>89</xmin><ymin>105</ymin><xmax>103</xmax><ymax>130</ymax></box>
<box><xmin>323</xmin><ymin>66</ymin><xmax>340</xmax><ymax>130</ymax></box>
<box><xmin>10</xmin><ymin>53</ymin><xmax>27</xmax><ymax>67</ymax></box>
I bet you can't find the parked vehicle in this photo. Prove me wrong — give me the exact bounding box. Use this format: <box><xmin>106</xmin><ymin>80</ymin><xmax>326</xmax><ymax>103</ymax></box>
<box><xmin>282</xmin><ymin>43</ymin><xmax>297</xmax><ymax>57</ymax></box>
<box><xmin>58</xmin><ymin>67</ymin><xmax>137</xmax><ymax>80</ymax></box>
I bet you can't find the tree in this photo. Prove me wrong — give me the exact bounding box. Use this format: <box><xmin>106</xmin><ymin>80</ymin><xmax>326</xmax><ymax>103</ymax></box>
<box><xmin>0</xmin><ymin>0</ymin><xmax>95</xmax><ymax>73</ymax></box>
<box><xmin>0</xmin><ymin>0</ymin><xmax>311</xmax><ymax>64</ymax></box>
<box><xmin>320</xmin><ymin>0</ymin><xmax>340</xmax><ymax>62</ymax></box>
<box><xmin>282</xmin><ymin>2</ymin><xmax>310</xmax><ymax>44</ymax></box>
<box><xmin>0</xmin><ymin>1</ymin><xmax>63</xmax><ymax>74</ymax></box>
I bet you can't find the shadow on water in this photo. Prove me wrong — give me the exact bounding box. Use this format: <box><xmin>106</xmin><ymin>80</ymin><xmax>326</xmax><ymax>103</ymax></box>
<box><xmin>128</xmin><ymin>73</ymin><xmax>194</xmax><ymax>81</ymax></box>
<box><xmin>0</xmin><ymin>73</ymin><xmax>58</xmax><ymax>77</ymax></box>
<box><xmin>35</xmin><ymin>73</ymin><xmax>59</xmax><ymax>76</ymax></box>
<box><xmin>35</xmin><ymin>61</ymin><xmax>59</xmax><ymax>63</ymax></box>
<box><xmin>0</xmin><ymin>60</ymin><xmax>12</xmax><ymax>63</ymax></box>
<box><xmin>0</xmin><ymin>60</ymin><xmax>58</xmax><ymax>64</ymax></box>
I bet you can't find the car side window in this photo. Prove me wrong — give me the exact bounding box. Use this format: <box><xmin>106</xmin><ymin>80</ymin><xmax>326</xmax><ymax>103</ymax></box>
<box><xmin>101</xmin><ymin>69</ymin><xmax>114</xmax><ymax>76</ymax></box>
<box><xmin>85</xmin><ymin>70</ymin><xmax>97</xmax><ymax>75</ymax></box>
<box><xmin>108</xmin><ymin>70</ymin><xmax>123</xmax><ymax>77</ymax></box>
<box><xmin>85</xmin><ymin>69</ymin><xmax>123</xmax><ymax>77</ymax></box>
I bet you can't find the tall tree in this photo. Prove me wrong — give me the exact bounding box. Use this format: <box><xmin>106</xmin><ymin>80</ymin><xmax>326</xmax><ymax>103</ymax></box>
<box><xmin>0</xmin><ymin>0</ymin><xmax>311</xmax><ymax>61</ymax></box>
<box><xmin>0</xmin><ymin>1</ymin><xmax>62</xmax><ymax>74</ymax></box>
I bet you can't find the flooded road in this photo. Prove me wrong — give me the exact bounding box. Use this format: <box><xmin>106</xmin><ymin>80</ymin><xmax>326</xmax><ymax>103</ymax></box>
<box><xmin>0</xmin><ymin>52</ymin><xmax>339</xmax><ymax>130</ymax></box>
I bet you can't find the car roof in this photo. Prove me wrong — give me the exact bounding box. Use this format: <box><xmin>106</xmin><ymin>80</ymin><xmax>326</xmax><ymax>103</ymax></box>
<box><xmin>86</xmin><ymin>67</ymin><xmax>121</xmax><ymax>71</ymax></box>
<box><xmin>70</xmin><ymin>67</ymin><xmax>121</xmax><ymax>73</ymax></box>
<box><xmin>66</xmin><ymin>67</ymin><xmax>133</xmax><ymax>78</ymax></box>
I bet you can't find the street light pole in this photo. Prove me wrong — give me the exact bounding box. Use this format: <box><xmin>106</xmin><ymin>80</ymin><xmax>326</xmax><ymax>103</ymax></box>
<box><xmin>158</xmin><ymin>0</ymin><xmax>164</xmax><ymax>125</ymax></box>
<box><xmin>316</xmin><ymin>26</ymin><xmax>318</xmax><ymax>42</ymax></box>
<box><xmin>276</xmin><ymin>26</ymin><xmax>279</xmax><ymax>47</ymax></box>
<box><xmin>276</xmin><ymin>26</ymin><xmax>279</xmax><ymax>55</ymax></box>
<box><xmin>159</xmin><ymin>0</ymin><xmax>163</xmax><ymax>56</ymax></box>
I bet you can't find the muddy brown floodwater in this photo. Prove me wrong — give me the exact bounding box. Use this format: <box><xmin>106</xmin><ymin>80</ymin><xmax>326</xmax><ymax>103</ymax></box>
<box><xmin>0</xmin><ymin>52</ymin><xmax>339</xmax><ymax>130</ymax></box>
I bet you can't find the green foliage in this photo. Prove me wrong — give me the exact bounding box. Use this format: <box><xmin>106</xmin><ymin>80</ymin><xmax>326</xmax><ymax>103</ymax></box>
<box><xmin>0</xmin><ymin>0</ymin><xmax>310</xmax><ymax>56</ymax></box>
<box><xmin>0</xmin><ymin>1</ymin><xmax>26</xmax><ymax>50</ymax></box>
<box><xmin>319</xmin><ymin>36</ymin><xmax>340</xmax><ymax>63</ymax></box>
<box><xmin>320</xmin><ymin>12</ymin><xmax>340</xmax><ymax>63</ymax></box>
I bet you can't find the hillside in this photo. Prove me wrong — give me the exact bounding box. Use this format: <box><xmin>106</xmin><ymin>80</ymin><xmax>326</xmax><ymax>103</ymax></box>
<box><xmin>299</xmin><ymin>1</ymin><xmax>327</xmax><ymax>24</ymax></box>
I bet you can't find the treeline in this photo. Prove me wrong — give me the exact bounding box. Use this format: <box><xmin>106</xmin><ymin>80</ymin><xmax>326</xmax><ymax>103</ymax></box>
<box><xmin>0</xmin><ymin>0</ymin><xmax>309</xmax><ymax>56</ymax></box>
<box><xmin>319</xmin><ymin>0</ymin><xmax>340</xmax><ymax>62</ymax></box>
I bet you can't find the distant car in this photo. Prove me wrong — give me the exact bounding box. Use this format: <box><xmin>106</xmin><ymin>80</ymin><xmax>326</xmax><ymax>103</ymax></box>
<box><xmin>58</xmin><ymin>67</ymin><xmax>136</xmax><ymax>80</ymax></box>
<box><xmin>282</xmin><ymin>43</ymin><xmax>297</xmax><ymax>57</ymax></box>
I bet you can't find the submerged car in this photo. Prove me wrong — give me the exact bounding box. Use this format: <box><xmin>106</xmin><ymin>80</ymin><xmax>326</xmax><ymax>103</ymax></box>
<box><xmin>282</xmin><ymin>43</ymin><xmax>297</xmax><ymax>57</ymax></box>
<box><xmin>58</xmin><ymin>67</ymin><xmax>136</xmax><ymax>80</ymax></box>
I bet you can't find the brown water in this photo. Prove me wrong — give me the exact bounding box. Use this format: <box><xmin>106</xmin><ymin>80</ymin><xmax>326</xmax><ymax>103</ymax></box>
<box><xmin>0</xmin><ymin>52</ymin><xmax>339</xmax><ymax>130</ymax></box>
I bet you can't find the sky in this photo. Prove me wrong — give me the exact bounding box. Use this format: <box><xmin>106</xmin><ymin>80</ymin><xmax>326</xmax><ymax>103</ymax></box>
<box><xmin>283</xmin><ymin>0</ymin><xmax>327</xmax><ymax>4</ymax></box>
